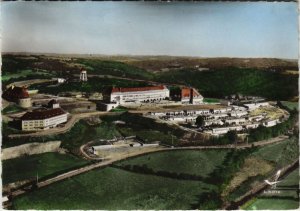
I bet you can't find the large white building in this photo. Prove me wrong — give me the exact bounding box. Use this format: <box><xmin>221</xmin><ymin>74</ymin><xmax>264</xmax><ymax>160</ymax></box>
<box><xmin>110</xmin><ymin>85</ymin><xmax>170</xmax><ymax>104</ymax></box>
<box><xmin>21</xmin><ymin>108</ymin><xmax>67</xmax><ymax>131</ymax></box>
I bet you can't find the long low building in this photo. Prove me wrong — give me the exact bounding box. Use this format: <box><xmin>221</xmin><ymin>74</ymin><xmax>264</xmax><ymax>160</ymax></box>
<box><xmin>109</xmin><ymin>85</ymin><xmax>170</xmax><ymax>104</ymax></box>
<box><xmin>21</xmin><ymin>108</ymin><xmax>67</xmax><ymax>131</ymax></box>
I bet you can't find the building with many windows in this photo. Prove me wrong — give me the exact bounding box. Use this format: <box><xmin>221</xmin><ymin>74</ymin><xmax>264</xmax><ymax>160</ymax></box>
<box><xmin>109</xmin><ymin>85</ymin><xmax>170</xmax><ymax>104</ymax></box>
<box><xmin>21</xmin><ymin>107</ymin><xmax>67</xmax><ymax>131</ymax></box>
<box><xmin>170</xmin><ymin>87</ymin><xmax>203</xmax><ymax>104</ymax></box>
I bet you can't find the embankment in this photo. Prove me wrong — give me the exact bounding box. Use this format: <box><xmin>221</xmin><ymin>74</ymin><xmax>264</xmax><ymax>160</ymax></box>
<box><xmin>2</xmin><ymin>141</ymin><xmax>61</xmax><ymax>160</ymax></box>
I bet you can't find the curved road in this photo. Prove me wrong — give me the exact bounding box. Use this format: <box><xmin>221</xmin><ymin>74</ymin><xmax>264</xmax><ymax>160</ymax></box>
<box><xmin>9</xmin><ymin>135</ymin><xmax>288</xmax><ymax>199</ymax></box>
<box><xmin>8</xmin><ymin>111</ymin><xmax>115</xmax><ymax>138</ymax></box>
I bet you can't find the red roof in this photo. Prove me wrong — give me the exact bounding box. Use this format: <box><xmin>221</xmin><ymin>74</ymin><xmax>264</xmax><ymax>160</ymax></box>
<box><xmin>181</xmin><ymin>88</ymin><xmax>201</xmax><ymax>98</ymax></box>
<box><xmin>21</xmin><ymin>108</ymin><xmax>66</xmax><ymax>120</ymax></box>
<box><xmin>181</xmin><ymin>88</ymin><xmax>191</xmax><ymax>98</ymax></box>
<box><xmin>111</xmin><ymin>85</ymin><xmax>166</xmax><ymax>93</ymax></box>
<box><xmin>3</xmin><ymin>86</ymin><xmax>29</xmax><ymax>101</ymax></box>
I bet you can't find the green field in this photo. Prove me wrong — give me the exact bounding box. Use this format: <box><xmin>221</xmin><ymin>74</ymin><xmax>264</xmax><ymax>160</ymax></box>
<box><xmin>2</xmin><ymin>104</ymin><xmax>25</xmax><ymax>114</ymax></box>
<box><xmin>1</xmin><ymin>69</ymin><xmax>54</xmax><ymax>81</ymax></box>
<box><xmin>117</xmin><ymin>149</ymin><xmax>228</xmax><ymax>177</ymax></box>
<box><xmin>203</xmin><ymin>98</ymin><xmax>220</xmax><ymax>103</ymax></box>
<box><xmin>2</xmin><ymin>152</ymin><xmax>90</xmax><ymax>185</ymax></box>
<box><xmin>12</xmin><ymin>167</ymin><xmax>217</xmax><ymax>210</ymax></box>
<box><xmin>252</xmin><ymin>137</ymin><xmax>299</xmax><ymax>167</ymax></box>
<box><xmin>281</xmin><ymin>101</ymin><xmax>298</xmax><ymax>111</ymax></box>
<box><xmin>244</xmin><ymin>167</ymin><xmax>299</xmax><ymax>210</ymax></box>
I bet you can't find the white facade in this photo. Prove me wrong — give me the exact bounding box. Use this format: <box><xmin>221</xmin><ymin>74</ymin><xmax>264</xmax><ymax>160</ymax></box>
<box><xmin>22</xmin><ymin>113</ymin><xmax>67</xmax><ymax>131</ymax></box>
<box><xmin>18</xmin><ymin>98</ymin><xmax>32</xmax><ymax>108</ymax></box>
<box><xmin>244</xmin><ymin>123</ymin><xmax>260</xmax><ymax>129</ymax></box>
<box><xmin>57</xmin><ymin>78</ymin><xmax>66</xmax><ymax>83</ymax></box>
<box><xmin>111</xmin><ymin>87</ymin><xmax>170</xmax><ymax>104</ymax></box>
<box><xmin>80</xmin><ymin>70</ymin><xmax>88</xmax><ymax>81</ymax></box>
<box><xmin>225</xmin><ymin>118</ymin><xmax>246</xmax><ymax>125</ymax></box>
<box><xmin>210</xmin><ymin>126</ymin><xmax>243</xmax><ymax>135</ymax></box>
<box><xmin>263</xmin><ymin>119</ymin><xmax>280</xmax><ymax>127</ymax></box>
<box><xmin>244</xmin><ymin>102</ymin><xmax>269</xmax><ymax>110</ymax></box>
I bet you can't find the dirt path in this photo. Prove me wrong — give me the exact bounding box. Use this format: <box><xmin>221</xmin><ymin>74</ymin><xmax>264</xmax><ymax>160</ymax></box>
<box><xmin>5</xmin><ymin>79</ymin><xmax>56</xmax><ymax>89</ymax></box>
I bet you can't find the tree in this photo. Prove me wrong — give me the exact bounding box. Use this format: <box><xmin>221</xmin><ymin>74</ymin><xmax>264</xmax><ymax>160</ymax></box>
<box><xmin>227</xmin><ymin>130</ymin><xmax>238</xmax><ymax>144</ymax></box>
<box><xmin>196</xmin><ymin>116</ymin><xmax>205</xmax><ymax>127</ymax></box>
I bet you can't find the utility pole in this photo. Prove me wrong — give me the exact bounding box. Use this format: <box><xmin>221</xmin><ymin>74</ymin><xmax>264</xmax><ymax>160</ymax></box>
<box><xmin>36</xmin><ymin>171</ymin><xmax>39</xmax><ymax>184</ymax></box>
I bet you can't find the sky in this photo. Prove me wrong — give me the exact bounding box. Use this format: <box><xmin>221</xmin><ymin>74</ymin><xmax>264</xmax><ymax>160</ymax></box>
<box><xmin>1</xmin><ymin>2</ymin><xmax>298</xmax><ymax>59</ymax></box>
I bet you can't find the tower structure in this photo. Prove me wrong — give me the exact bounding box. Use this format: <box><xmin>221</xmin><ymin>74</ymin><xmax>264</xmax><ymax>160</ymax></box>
<box><xmin>79</xmin><ymin>68</ymin><xmax>88</xmax><ymax>81</ymax></box>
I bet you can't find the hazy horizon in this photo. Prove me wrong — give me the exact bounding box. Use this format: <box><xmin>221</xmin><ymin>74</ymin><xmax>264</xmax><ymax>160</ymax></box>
<box><xmin>2</xmin><ymin>2</ymin><xmax>298</xmax><ymax>59</ymax></box>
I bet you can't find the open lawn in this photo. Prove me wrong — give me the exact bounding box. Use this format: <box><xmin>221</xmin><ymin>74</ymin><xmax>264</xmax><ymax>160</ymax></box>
<box><xmin>203</xmin><ymin>98</ymin><xmax>220</xmax><ymax>103</ymax></box>
<box><xmin>12</xmin><ymin>167</ymin><xmax>217</xmax><ymax>210</ymax></box>
<box><xmin>117</xmin><ymin>149</ymin><xmax>228</xmax><ymax>177</ymax></box>
<box><xmin>2</xmin><ymin>152</ymin><xmax>90</xmax><ymax>185</ymax></box>
<box><xmin>245</xmin><ymin>198</ymin><xmax>299</xmax><ymax>210</ymax></box>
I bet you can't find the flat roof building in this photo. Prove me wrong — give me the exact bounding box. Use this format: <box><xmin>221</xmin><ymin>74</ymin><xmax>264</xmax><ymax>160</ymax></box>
<box><xmin>109</xmin><ymin>85</ymin><xmax>170</xmax><ymax>104</ymax></box>
<box><xmin>21</xmin><ymin>107</ymin><xmax>67</xmax><ymax>131</ymax></box>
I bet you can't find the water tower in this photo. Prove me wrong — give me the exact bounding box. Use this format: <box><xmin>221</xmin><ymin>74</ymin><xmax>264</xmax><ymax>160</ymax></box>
<box><xmin>79</xmin><ymin>68</ymin><xmax>88</xmax><ymax>81</ymax></box>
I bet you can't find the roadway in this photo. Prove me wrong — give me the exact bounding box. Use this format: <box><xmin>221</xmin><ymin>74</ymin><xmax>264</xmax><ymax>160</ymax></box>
<box><xmin>8</xmin><ymin>111</ymin><xmax>113</xmax><ymax>138</ymax></box>
<box><xmin>9</xmin><ymin>135</ymin><xmax>289</xmax><ymax>200</ymax></box>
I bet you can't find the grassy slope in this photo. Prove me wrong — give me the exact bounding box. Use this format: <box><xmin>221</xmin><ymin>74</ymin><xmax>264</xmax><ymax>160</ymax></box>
<box><xmin>2</xmin><ymin>152</ymin><xmax>89</xmax><ymax>185</ymax></box>
<box><xmin>2</xmin><ymin>104</ymin><xmax>25</xmax><ymax>114</ymax></box>
<box><xmin>117</xmin><ymin>149</ymin><xmax>228</xmax><ymax>177</ymax></box>
<box><xmin>2</xmin><ymin>120</ymin><xmax>121</xmax><ymax>150</ymax></box>
<box><xmin>244</xmin><ymin>167</ymin><xmax>299</xmax><ymax>210</ymax></box>
<box><xmin>102</xmin><ymin>112</ymin><xmax>185</xmax><ymax>145</ymax></box>
<box><xmin>75</xmin><ymin>58</ymin><xmax>155</xmax><ymax>80</ymax></box>
<box><xmin>252</xmin><ymin>137</ymin><xmax>299</xmax><ymax>167</ymax></box>
<box><xmin>281</xmin><ymin>101</ymin><xmax>299</xmax><ymax>111</ymax></box>
<box><xmin>12</xmin><ymin>167</ymin><xmax>216</xmax><ymax>210</ymax></box>
<box><xmin>229</xmin><ymin>138</ymin><xmax>299</xmax><ymax>203</ymax></box>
